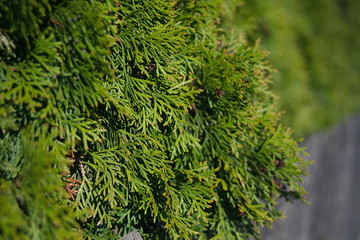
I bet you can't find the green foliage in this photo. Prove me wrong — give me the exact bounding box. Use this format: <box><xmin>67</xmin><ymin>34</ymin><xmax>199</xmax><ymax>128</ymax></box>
<box><xmin>224</xmin><ymin>0</ymin><xmax>360</xmax><ymax>136</ymax></box>
<box><xmin>0</xmin><ymin>0</ymin><xmax>310</xmax><ymax>239</ymax></box>
<box><xmin>0</xmin><ymin>128</ymin><xmax>81</xmax><ymax>239</ymax></box>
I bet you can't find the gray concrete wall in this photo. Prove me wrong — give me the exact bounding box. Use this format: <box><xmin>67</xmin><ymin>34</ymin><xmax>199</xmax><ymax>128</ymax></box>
<box><xmin>262</xmin><ymin>115</ymin><xmax>360</xmax><ymax>240</ymax></box>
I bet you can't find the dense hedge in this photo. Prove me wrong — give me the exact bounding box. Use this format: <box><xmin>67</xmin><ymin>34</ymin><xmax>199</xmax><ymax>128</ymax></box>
<box><xmin>0</xmin><ymin>1</ymin><xmax>310</xmax><ymax>239</ymax></box>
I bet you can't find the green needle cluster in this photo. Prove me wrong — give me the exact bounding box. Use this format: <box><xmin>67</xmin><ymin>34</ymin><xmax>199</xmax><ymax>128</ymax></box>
<box><xmin>0</xmin><ymin>1</ymin><xmax>310</xmax><ymax>239</ymax></box>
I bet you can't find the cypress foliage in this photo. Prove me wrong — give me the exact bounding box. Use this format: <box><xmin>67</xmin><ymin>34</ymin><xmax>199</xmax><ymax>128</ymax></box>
<box><xmin>0</xmin><ymin>1</ymin><xmax>310</xmax><ymax>239</ymax></box>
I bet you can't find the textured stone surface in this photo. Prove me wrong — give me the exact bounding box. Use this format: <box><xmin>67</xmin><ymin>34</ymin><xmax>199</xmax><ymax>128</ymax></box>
<box><xmin>262</xmin><ymin>115</ymin><xmax>360</xmax><ymax>240</ymax></box>
<box><xmin>119</xmin><ymin>230</ymin><xmax>143</xmax><ymax>240</ymax></box>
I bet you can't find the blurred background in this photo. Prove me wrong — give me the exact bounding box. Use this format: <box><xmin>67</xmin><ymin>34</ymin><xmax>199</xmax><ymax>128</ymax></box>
<box><xmin>224</xmin><ymin>0</ymin><xmax>360</xmax><ymax>239</ymax></box>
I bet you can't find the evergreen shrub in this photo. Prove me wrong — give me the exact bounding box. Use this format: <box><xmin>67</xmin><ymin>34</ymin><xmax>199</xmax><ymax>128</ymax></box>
<box><xmin>0</xmin><ymin>0</ymin><xmax>310</xmax><ymax>239</ymax></box>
